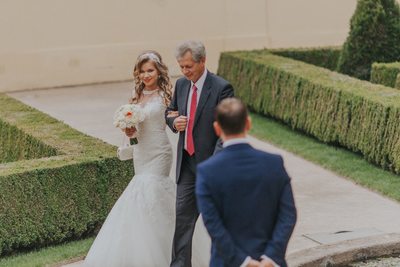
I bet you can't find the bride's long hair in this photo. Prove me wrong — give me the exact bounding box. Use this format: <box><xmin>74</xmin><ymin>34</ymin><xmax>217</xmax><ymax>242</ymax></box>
<box><xmin>131</xmin><ymin>50</ymin><xmax>172</xmax><ymax>106</ymax></box>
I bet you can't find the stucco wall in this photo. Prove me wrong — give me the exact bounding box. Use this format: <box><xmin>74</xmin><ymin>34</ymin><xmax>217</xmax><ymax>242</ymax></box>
<box><xmin>0</xmin><ymin>0</ymin><xmax>366</xmax><ymax>91</ymax></box>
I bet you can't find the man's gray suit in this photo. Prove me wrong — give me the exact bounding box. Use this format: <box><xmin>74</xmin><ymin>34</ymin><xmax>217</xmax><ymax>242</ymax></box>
<box><xmin>166</xmin><ymin>71</ymin><xmax>234</xmax><ymax>267</ymax></box>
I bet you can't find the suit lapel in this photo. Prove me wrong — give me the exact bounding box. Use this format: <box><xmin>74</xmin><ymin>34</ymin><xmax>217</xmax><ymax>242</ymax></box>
<box><xmin>180</xmin><ymin>80</ymin><xmax>191</xmax><ymax>116</ymax></box>
<box><xmin>194</xmin><ymin>73</ymin><xmax>212</xmax><ymax>127</ymax></box>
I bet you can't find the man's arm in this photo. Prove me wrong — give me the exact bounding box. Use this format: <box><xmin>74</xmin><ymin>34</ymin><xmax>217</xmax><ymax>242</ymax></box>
<box><xmin>196</xmin><ymin>166</ymin><xmax>248</xmax><ymax>266</ymax></box>
<box><xmin>165</xmin><ymin>83</ymin><xmax>179</xmax><ymax>133</ymax></box>
<box><xmin>218</xmin><ymin>83</ymin><xmax>234</xmax><ymax>102</ymax></box>
<box><xmin>263</xmin><ymin>158</ymin><xmax>297</xmax><ymax>264</ymax></box>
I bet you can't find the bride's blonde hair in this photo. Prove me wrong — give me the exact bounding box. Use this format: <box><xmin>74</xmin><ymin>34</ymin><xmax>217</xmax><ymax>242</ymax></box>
<box><xmin>131</xmin><ymin>50</ymin><xmax>172</xmax><ymax>106</ymax></box>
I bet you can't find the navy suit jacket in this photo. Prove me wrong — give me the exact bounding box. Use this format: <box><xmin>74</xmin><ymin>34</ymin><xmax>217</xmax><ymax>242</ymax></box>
<box><xmin>195</xmin><ymin>143</ymin><xmax>297</xmax><ymax>267</ymax></box>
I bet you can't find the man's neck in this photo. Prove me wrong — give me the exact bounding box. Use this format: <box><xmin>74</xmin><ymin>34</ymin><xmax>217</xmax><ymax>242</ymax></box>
<box><xmin>221</xmin><ymin>133</ymin><xmax>246</xmax><ymax>142</ymax></box>
<box><xmin>221</xmin><ymin>134</ymin><xmax>248</xmax><ymax>148</ymax></box>
<box><xmin>192</xmin><ymin>68</ymin><xmax>206</xmax><ymax>84</ymax></box>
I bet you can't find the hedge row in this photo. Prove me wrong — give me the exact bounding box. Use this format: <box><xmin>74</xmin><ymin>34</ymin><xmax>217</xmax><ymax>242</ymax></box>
<box><xmin>0</xmin><ymin>120</ymin><xmax>59</xmax><ymax>164</ymax></box>
<box><xmin>270</xmin><ymin>47</ymin><xmax>341</xmax><ymax>71</ymax></box>
<box><xmin>370</xmin><ymin>62</ymin><xmax>400</xmax><ymax>89</ymax></box>
<box><xmin>218</xmin><ymin>50</ymin><xmax>400</xmax><ymax>174</ymax></box>
<box><xmin>0</xmin><ymin>94</ymin><xmax>133</xmax><ymax>255</ymax></box>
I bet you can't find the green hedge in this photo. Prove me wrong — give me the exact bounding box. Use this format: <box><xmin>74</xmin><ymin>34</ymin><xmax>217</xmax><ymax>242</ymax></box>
<box><xmin>218</xmin><ymin>50</ymin><xmax>400</xmax><ymax>174</ymax></box>
<box><xmin>270</xmin><ymin>47</ymin><xmax>341</xmax><ymax>71</ymax></box>
<box><xmin>397</xmin><ymin>73</ymin><xmax>400</xmax><ymax>89</ymax></box>
<box><xmin>370</xmin><ymin>62</ymin><xmax>400</xmax><ymax>89</ymax></box>
<box><xmin>0</xmin><ymin>94</ymin><xmax>133</xmax><ymax>256</ymax></box>
<box><xmin>336</xmin><ymin>0</ymin><xmax>400</xmax><ymax>81</ymax></box>
<box><xmin>0</xmin><ymin>120</ymin><xmax>59</xmax><ymax>164</ymax></box>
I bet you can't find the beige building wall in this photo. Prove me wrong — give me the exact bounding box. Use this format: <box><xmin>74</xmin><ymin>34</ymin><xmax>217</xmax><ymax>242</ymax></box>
<box><xmin>0</xmin><ymin>0</ymin><xmax>363</xmax><ymax>92</ymax></box>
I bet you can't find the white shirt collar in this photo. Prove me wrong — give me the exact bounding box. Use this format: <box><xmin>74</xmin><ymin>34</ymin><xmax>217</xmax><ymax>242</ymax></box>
<box><xmin>222</xmin><ymin>137</ymin><xmax>249</xmax><ymax>148</ymax></box>
<box><xmin>191</xmin><ymin>69</ymin><xmax>207</xmax><ymax>90</ymax></box>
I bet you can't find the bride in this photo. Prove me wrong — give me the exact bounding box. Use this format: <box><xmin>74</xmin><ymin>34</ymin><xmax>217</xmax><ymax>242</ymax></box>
<box><xmin>82</xmin><ymin>51</ymin><xmax>210</xmax><ymax>266</ymax></box>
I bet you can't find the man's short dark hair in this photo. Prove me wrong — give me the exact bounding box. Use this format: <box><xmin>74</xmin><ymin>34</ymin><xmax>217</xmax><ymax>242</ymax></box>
<box><xmin>215</xmin><ymin>98</ymin><xmax>248</xmax><ymax>135</ymax></box>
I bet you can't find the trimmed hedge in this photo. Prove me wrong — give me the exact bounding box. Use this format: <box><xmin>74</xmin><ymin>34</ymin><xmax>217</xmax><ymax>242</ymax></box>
<box><xmin>0</xmin><ymin>120</ymin><xmax>59</xmax><ymax>164</ymax></box>
<box><xmin>397</xmin><ymin>73</ymin><xmax>400</xmax><ymax>89</ymax></box>
<box><xmin>0</xmin><ymin>94</ymin><xmax>133</xmax><ymax>255</ymax></box>
<box><xmin>371</xmin><ymin>62</ymin><xmax>400</xmax><ymax>89</ymax></box>
<box><xmin>270</xmin><ymin>47</ymin><xmax>341</xmax><ymax>71</ymax></box>
<box><xmin>218</xmin><ymin>50</ymin><xmax>400</xmax><ymax>174</ymax></box>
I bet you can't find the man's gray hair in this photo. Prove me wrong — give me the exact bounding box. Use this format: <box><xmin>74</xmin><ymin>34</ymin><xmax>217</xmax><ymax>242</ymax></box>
<box><xmin>175</xmin><ymin>40</ymin><xmax>206</xmax><ymax>62</ymax></box>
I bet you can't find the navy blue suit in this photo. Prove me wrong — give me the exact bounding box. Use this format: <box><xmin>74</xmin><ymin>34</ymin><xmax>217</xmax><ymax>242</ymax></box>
<box><xmin>196</xmin><ymin>143</ymin><xmax>297</xmax><ymax>267</ymax></box>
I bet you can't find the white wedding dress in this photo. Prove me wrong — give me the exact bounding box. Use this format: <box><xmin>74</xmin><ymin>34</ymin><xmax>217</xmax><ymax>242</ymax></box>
<box><xmin>83</xmin><ymin>93</ymin><xmax>210</xmax><ymax>267</ymax></box>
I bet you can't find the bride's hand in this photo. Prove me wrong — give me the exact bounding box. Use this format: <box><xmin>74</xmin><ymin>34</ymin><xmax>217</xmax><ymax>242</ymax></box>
<box><xmin>167</xmin><ymin>111</ymin><xmax>179</xmax><ymax>118</ymax></box>
<box><xmin>124</xmin><ymin>127</ymin><xmax>137</xmax><ymax>137</ymax></box>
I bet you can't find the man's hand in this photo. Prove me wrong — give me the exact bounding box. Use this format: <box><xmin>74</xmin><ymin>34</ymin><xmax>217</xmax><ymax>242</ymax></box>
<box><xmin>173</xmin><ymin>116</ymin><xmax>188</xmax><ymax>132</ymax></box>
<box><xmin>124</xmin><ymin>127</ymin><xmax>137</xmax><ymax>137</ymax></box>
<box><xmin>260</xmin><ymin>259</ymin><xmax>274</xmax><ymax>267</ymax></box>
<box><xmin>247</xmin><ymin>259</ymin><xmax>262</xmax><ymax>267</ymax></box>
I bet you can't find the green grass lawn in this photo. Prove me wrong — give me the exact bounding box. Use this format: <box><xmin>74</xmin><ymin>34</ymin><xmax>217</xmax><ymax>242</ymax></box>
<box><xmin>0</xmin><ymin>238</ymin><xmax>93</xmax><ymax>267</ymax></box>
<box><xmin>249</xmin><ymin>112</ymin><xmax>400</xmax><ymax>202</ymax></box>
<box><xmin>1</xmin><ymin>112</ymin><xmax>399</xmax><ymax>267</ymax></box>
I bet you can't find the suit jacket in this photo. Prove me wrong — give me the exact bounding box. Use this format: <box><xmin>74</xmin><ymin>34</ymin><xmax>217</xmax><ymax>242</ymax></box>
<box><xmin>165</xmin><ymin>71</ymin><xmax>234</xmax><ymax>183</ymax></box>
<box><xmin>195</xmin><ymin>143</ymin><xmax>297</xmax><ymax>267</ymax></box>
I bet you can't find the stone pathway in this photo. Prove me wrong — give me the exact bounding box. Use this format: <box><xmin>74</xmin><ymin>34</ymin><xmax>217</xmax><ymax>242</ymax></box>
<box><xmin>8</xmin><ymin>81</ymin><xmax>400</xmax><ymax>265</ymax></box>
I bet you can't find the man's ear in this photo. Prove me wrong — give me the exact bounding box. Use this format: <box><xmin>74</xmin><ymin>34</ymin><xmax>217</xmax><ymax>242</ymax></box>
<box><xmin>198</xmin><ymin>57</ymin><xmax>206</xmax><ymax>69</ymax></box>
<box><xmin>213</xmin><ymin>121</ymin><xmax>222</xmax><ymax>137</ymax></box>
<box><xmin>245</xmin><ymin>116</ymin><xmax>252</xmax><ymax>132</ymax></box>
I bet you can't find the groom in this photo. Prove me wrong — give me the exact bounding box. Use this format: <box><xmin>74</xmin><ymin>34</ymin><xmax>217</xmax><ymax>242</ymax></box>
<box><xmin>196</xmin><ymin>98</ymin><xmax>297</xmax><ymax>267</ymax></box>
<box><xmin>165</xmin><ymin>40</ymin><xmax>234</xmax><ymax>267</ymax></box>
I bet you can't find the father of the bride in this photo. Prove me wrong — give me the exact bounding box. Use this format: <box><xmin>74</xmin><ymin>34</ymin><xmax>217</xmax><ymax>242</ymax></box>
<box><xmin>166</xmin><ymin>40</ymin><xmax>234</xmax><ymax>267</ymax></box>
<box><xmin>195</xmin><ymin>98</ymin><xmax>297</xmax><ymax>267</ymax></box>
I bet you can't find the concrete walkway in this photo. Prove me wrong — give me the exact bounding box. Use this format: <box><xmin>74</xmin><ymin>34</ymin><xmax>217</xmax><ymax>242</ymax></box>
<box><xmin>8</xmin><ymin>81</ymin><xmax>400</xmax><ymax>264</ymax></box>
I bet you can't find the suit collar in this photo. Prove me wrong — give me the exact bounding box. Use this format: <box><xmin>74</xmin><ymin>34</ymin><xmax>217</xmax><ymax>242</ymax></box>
<box><xmin>194</xmin><ymin>71</ymin><xmax>212</xmax><ymax>126</ymax></box>
<box><xmin>181</xmin><ymin>70</ymin><xmax>209</xmax><ymax>117</ymax></box>
<box><xmin>181</xmin><ymin>81</ymin><xmax>191</xmax><ymax>116</ymax></box>
<box><xmin>223</xmin><ymin>137</ymin><xmax>249</xmax><ymax>148</ymax></box>
<box><xmin>223</xmin><ymin>142</ymin><xmax>253</xmax><ymax>152</ymax></box>
<box><xmin>191</xmin><ymin>69</ymin><xmax>208</xmax><ymax>91</ymax></box>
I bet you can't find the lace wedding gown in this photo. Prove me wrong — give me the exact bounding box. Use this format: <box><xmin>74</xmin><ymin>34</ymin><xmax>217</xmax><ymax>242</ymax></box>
<box><xmin>83</xmin><ymin>93</ymin><xmax>210</xmax><ymax>267</ymax></box>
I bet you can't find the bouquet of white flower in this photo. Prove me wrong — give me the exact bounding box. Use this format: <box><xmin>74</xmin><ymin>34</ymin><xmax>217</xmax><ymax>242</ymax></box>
<box><xmin>113</xmin><ymin>104</ymin><xmax>145</xmax><ymax>130</ymax></box>
<box><xmin>113</xmin><ymin>104</ymin><xmax>145</xmax><ymax>160</ymax></box>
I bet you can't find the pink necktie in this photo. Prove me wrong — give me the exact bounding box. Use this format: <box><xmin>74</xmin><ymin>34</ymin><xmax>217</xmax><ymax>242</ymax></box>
<box><xmin>186</xmin><ymin>85</ymin><xmax>197</xmax><ymax>155</ymax></box>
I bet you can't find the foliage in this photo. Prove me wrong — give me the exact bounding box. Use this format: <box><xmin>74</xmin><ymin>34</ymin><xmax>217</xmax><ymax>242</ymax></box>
<box><xmin>218</xmin><ymin>50</ymin><xmax>400</xmax><ymax>174</ymax></box>
<box><xmin>337</xmin><ymin>0</ymin><xmax>400</xmax><ymax>80</ymax></box>
<box><xmin>250</xmin><ymin>112</ymin><xmax>400</xmax><ymax>202</ymax></box>
<box><xmin>270</xmin><ymin>46</ymin><xmax>341</xmax><ymax>71</ymax></box>
<box><xmin>0</xmin><ymin>120</ymin><xmax>58</xmax><ymax>164</ymax></box>
<box><xmin>371</xmin><ymin>61</ymin><xmax>400</xmax><ymax>89</ymax></box>
<box><xmin>0</xmin><ymin>94</ymin><xmax>133</xmax><ymax>256</ymax></box>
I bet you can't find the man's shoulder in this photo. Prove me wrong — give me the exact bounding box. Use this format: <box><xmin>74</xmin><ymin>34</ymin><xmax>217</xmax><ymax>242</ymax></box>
<box><xmin>201</xmin><ymin>146</ymin><xmax>283</xmax><ymax>166</ymax></box>
<box><xmin>207</xmin><ymin>72</ymin><xmax>230</xmax><ymax>87</ymax></box>
<box><xmin>198</xmin><ymin>150</ymin><xmax>227</xmax><ymax>172</ymax></box>
<box><xmin>256</xmin><ymin>150</ymin><xmax>285</xmax><ymax>169</ymax></box>
<box><xmin>175</xmin><ymin>77</ymin><xmax>189</xmax><ymax>88</ymax></box>
<box><xmin>254</xmin><ymin>148</ymin><xmax>282</xmax><ymax>161</ymax></box>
